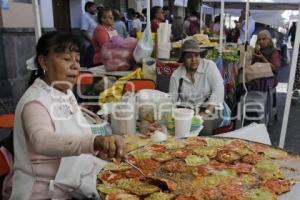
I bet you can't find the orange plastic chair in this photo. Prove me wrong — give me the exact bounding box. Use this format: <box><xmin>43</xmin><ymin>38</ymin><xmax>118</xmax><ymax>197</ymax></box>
<box><xmin>123</xmin><ymin>79</ymin><xmax>156</xmax><ymax>94</ymax></box>
<box><xmin>0</xmin><ymin>114</ymin><xmax>14</xmax><ymax>128</ymax></box>
<box><xmin>0</xmin><ymin>99</ymin><xmax>14</xmax><ymax>128</ymax></box>
<box><xmin>76</xmin><ymin>72</ymin><xmax>94</xmax><ymax>85</ymax></box>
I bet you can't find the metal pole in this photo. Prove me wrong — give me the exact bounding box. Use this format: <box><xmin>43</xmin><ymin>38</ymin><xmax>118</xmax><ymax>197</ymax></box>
<box><xmin>244</xmin><ymin>0</ymin><xmax>249</xmax><ymax>44</ymax></box>
<box><xmin>219</xmin><ymin>0</ymin><xmax>224</xmax><ymax>56</ymax></box>
<box><xmin>32</xmin><ymin>0</ymin><xmax>42</xmax><ymax>43</ymax></box>
<box><xmin>279</xmin><ymin>3</ymin><xmax>300</xmax><ymax>148</ymax></box>
<box><xmin>241</xmin><ymin>0</ymin><xmax>250</xmax><ymax>127</ymax></box>
<box><xmin>200</xmin><ymin>4</ymin><xmax>203</xmax><ymax>32</ymax></box>
<box><xmin>203</xmin><ymin>11</ymin><xmax>206</xmax><ymax>27</ymax></box>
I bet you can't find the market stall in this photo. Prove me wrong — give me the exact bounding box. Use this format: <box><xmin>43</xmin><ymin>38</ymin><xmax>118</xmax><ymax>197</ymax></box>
<box><xmin>21</xmin><ymin>1</ymin><xmax>300</xmax><ymax>200</ymax></box>
<box><xmin>202</xmin><ymin>0</ymin><xmax>300</xmax><ymax>148</ymax></box>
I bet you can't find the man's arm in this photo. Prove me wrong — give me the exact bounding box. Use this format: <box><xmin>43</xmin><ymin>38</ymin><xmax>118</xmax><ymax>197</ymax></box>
<box><xmin>81</xmin><ymin>30</ymin><xmax>93</xmax><ymax>45</ymax></box>
<box><xmin>81</xmin><ymin>14</ymin><xmax>93</xmax><ymax>45</ymax></box>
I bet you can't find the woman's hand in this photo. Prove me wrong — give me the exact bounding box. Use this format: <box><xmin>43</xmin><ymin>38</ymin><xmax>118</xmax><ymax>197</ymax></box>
<box><xmin>94</xmin><ymin>135</ymin><xmax>125</xmax><ymax>161</ymax></box>
<box><xmin>253</xmin><ymin>52</ymin><xmax>268</xmax><ymax>63</ymax></box>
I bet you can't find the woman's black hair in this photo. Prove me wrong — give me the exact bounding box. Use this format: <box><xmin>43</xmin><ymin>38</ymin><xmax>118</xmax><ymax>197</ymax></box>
<box><xmin>127</xmin><ymin>8</ymin><xmax>135</xmax><ymax>19</ymax></box>
<box><xmin>97</xmin><ymin>7</ymin><xmax>112</xmax><ymax>24</ymax></box>
<box><xmin>214</xmin><ymin>15</ymin><xmax>221</xmax><ymax>23</ymax></box>
<box><xmin>28</xmin><ymin>31</ymin><xmax>82</xmax><ymax>86</ymax></box>
<box><xmin>150</xmin><ymin>6</ymin><xmax>161</xmax><ymax>21</ymax></box>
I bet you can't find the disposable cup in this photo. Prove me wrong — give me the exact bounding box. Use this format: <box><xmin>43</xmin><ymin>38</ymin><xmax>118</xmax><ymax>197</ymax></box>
<box><xmin>111</xmin><ymin>104</ymin><xmax>136</xmax><ymax>135</ymax></box>
<box><xmin>173</xmin><ymin>108</ymin><xmax>194</xmax><ymax>138</ymax></box>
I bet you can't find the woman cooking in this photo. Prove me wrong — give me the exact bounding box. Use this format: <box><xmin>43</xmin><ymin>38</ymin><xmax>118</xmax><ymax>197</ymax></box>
<box><xmin>169</xmin><ymin>39</ymin><xmax>225</xmax><ymax>135</ymax></box>
<box><xmin>92</xmin><ymin>7</ymin><xmax>118</xmax><ymax>65</ymax></box>
<box><xmin>11</xmin><ymin>31</ymin><xmax>125</xmax><ymax>199</ymax></box>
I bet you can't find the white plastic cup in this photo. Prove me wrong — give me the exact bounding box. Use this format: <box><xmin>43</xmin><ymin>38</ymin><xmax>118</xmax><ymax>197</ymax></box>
<box><xmin>111</xmin><ymin>104</ymin><xmax>136</xmax><ymax>135</ymax></box>
<box><xmin>173</xmin><ymin>108</ymin><xmax>194</xmax><ymax>138</ymax></box>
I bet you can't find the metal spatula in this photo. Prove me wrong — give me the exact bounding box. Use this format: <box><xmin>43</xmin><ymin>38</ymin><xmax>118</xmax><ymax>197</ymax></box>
<box><xmin>124</xmin><ymin>159</ymin><xmax>146</xmax><ymax>177</ymax></box>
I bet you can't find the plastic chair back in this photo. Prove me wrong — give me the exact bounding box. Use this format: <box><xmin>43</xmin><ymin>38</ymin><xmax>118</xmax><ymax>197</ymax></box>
<box><xmin>76</xmin><ymin>72</ymin><xmax>94</xmax><ymax>85</ymax></box>
<box><xmin>0</xmin><ymin>114</ymin><xmax>14</xmax><ymax>129</ymax></box>
<box><xmin>123</xmin><ymin>79</ymin><xmax>156</xmax><ymax>94</ymax></box>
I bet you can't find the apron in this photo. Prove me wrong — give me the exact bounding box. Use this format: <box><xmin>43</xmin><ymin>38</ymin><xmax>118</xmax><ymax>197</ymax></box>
<box><xmin>104</xmin><ymin>26</ymin><xmax>118</xmax><ymax>39</ymax></box>
<box><xmin>10</xmin><ymin>78</ymin><xmax>107</xmax><ymax>200</ymax></box>
<box><xmin>107</xmin><ymin>29</ymin><xmax>118</xmax><ymax>38</ymax></box>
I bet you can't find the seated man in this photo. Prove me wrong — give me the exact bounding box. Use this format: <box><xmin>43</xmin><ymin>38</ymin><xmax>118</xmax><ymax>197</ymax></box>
<box><xmin>169</xmin><ymin>39</ymin><xmax>225</xmax><ymax>135</ymax></box>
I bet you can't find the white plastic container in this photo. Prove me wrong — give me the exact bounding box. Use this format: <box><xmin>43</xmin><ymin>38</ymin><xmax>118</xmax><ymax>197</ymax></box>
<box><xmin>173</xmin><ymin>108</ymin><xmax>194</xmax><ymax>138</ymax></box>
<box><xmin>111</xmin><ymin>104</ymin><xmax>136</xmax><ymax>135</ymax></box>
<box><xmin>136</xmin><ymin>89</ymin><xmax>172</xmax><ymax>133</ymax></box>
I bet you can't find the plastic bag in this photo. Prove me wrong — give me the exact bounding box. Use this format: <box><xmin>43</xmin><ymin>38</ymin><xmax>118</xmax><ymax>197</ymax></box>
<box><xmin>133</xmin><ymin>4</ymin><xmax>153</xmax><ymax>63</ymax></box>
<box><xmin>99</xmin><ymin>68</ymin><xmax>144</xmax><ymax>103</ymax></box>
<box><xmin>133</xmin><ymin>26</ymin><xmax>153</xmax><ymax>63</ymax></box>
<box><xmin>101</xmin><ymin>36</ymin><xmax>137</xmax><ymax>71</ymax></box>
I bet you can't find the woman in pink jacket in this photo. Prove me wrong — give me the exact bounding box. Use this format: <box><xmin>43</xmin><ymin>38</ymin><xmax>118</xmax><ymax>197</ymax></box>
<box><xmin>10</xmin><ymin>31</ymin><xmax>125</xmax><ymax>199</ymax></box>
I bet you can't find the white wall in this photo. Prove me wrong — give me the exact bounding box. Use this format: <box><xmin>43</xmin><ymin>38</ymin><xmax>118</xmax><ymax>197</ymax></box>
<box><xmin>128</xmin><ymin>0</ymin><xmax>139</xmax><ymax>12</ymax></box>
<box><xmin>2</xmin><ymin>0</ymin><xmax>34</xmax><ymax>27</ymax></box>
<box><xmin>40</xmin><ymin>0</ymin><xmax>85</xmax><ymax>28</ymax></box>
<box><xmin>152</xmin><ymin>0</ymin><xmax>163</xmax><ymax>7</ymax></box>
<box><xmin>70</xmin><ymin>0</ymin><xmax>83</xmax><ymax>28</ymax></box>
<box><xmin>40</xmin><ymin>0</ymin><xmax>54</xmax><ymax>28</ymax></box>
<box><xmin>2</xmin><ymin>0</ymin><xmax>89</xmax><ymax>29</ymax></box>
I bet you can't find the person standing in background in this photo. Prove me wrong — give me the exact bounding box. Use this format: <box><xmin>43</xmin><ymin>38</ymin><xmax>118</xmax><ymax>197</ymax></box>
<box><xmin>172</xmin><ymin>16</ymin><xmax>184</xmax><ymax>41</ymax></box>
<box><xmin>131</xmin><ymin>12</ymin><xmax>143</xmax><ymax>37</ymax></box>
<box><xmin>288</xmin><ymin>22</ymin><xmax>297</xmax><ymax>47</ymax></box>
<box><xmin>113</xmin><ymin>9</ymin><xmax>128</xmax><ymax>38</ymax></box>
<box><xmin>150</xmin><ymin>6</ymin><xmax>164</xmax><ymax>33</ymax></box>
<box><xmin>288</xmin><ymin>22</ymin><xmax>299</xmax><ymax>103</ymax></box>
<box><xmin>226</xmin><ymin>20</ymin><xmax>240</xmax><ymax>43</ymax></box>
<box><xmin>163</xmin><ymin>6</ymin><xmax>173</xmax><ymax>23</ymax></box>
<box><xmin>292</xmin><ymin>46</ymin><xmax>300</xmax><ymax>103</ymax></box>
<box><xmin>183</xmin><ymin>10</ymin><xmax>200</xmax><ymax>36</ymax></box>
<box><xmin>212</xmin><ymin>15</ymin><xmax>221</xmax><ymax>34</ymax></box>
<box><xmin>142</xmin><ymin>8</ymin><xmax>147</xmax><ymax>21</ymax></box>
<box><xmin>239</xmin><ymin>8</ymin><xmax>255</xmax><ymax>44</ymax></box>
<box><xmin>96</xmin><ymin>3</ymin><xmax>104</xmax><ymax>12</ymax></box>
<box><xmin>92</xmin><ymin>8</ymin><xmax>118</xmax><ymax>65</ymax></box>
<box><xmin>81</xmin><ymin>1</ymin><xmax>97</xmax><ymax>68</ymax></box>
